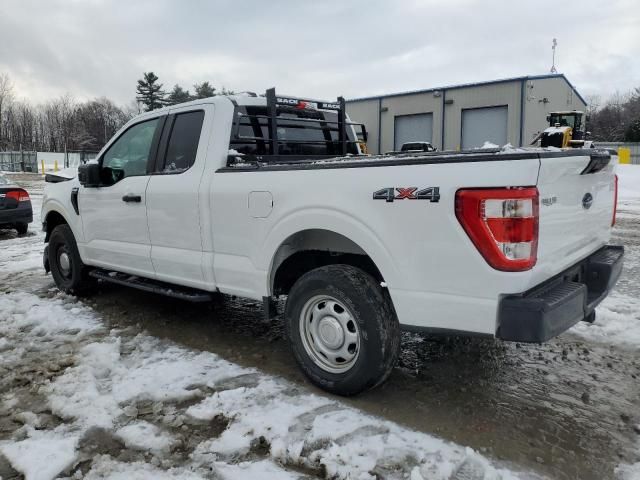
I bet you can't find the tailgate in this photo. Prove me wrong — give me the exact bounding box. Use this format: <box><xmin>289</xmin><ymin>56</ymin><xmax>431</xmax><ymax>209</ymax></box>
<box><xmin>534</xmin><ymin>150</ymin><xmax>616</xmax><ymax>283</ymax></box>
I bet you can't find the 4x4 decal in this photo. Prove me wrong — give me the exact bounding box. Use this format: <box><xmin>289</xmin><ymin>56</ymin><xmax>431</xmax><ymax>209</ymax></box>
<box><xmin>373</xmin><ymin>187</ymin><xmax>440</xmax><ymax>203</ymax></box>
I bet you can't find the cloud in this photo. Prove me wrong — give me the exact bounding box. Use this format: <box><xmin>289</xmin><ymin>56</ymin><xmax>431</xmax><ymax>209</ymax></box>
<box><xmin>0</xmin><ymin>0</ymin><xmax>638</xmax><ymax>106</ymax></box>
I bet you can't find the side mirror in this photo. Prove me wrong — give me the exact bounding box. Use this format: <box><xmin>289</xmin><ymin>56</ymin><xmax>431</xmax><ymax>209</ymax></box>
<box><xmin>78</xmin><ymin>162</ymin><xmax>101</xmax><ymax>187</ymax></box>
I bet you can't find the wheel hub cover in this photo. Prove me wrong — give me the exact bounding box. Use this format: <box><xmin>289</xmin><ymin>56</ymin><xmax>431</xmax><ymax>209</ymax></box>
<box><xmin>317</xmin><ymin>316</ymin><xmax>344</xmax><ymax>349</ymax></box>
<box><xmin>59</xmin><ymin>252</ymin><xmax>71</xmax><ymax>273</ymax></box>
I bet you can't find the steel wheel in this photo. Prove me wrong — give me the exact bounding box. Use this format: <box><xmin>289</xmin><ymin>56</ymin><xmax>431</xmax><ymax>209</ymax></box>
<box><xmin>299</xmin><ymin>295</ymin><xmax>360</xmax><ymax>373</ymax></box>
<box><xmin>57</xmin><ymin>247</ymin><xmax>72</xmax><ymax>279</ymax></box>
<box><xmin>48</xmin><ymin>224</ymin><xmax>94</xmax><ymax>295</ymax></box>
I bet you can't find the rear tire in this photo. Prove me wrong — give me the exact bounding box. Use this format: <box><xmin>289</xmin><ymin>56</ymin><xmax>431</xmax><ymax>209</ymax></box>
<box><xmin>48</xmin><ymin>224</ymin><xmax>93</xmax><ymax>295</ymax></box>
<box><xmin>15</xmin><ymin>223</ymin><xmax>28</xmax><ymax>235</ymax></box>
<box><xmin>285</xmin><ymin>265</ymin><xmax>400</xmax><ymax>396</ymax></box>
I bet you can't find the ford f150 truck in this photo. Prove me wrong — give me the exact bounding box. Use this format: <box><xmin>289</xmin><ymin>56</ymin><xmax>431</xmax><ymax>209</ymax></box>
<box><xmin>41</xmin><ymin>89</ymin><xmax>623</xmax><ymax>395</ymax></box>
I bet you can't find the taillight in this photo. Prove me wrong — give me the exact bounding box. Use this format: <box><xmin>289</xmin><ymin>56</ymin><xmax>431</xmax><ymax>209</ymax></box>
<box><xmin>455</xmin><ymin>187</ymin><xmax>539</xmax><ymax>272</ymax></box>
<box><xmin>612</xmin><ymin>174</ymin><xmax>618</xmax><ymax>227</ymax></box>
<box><xmin>6</xmin><ymin>189</ymin><xmax>30</xmax><ymax>202</ymax></box>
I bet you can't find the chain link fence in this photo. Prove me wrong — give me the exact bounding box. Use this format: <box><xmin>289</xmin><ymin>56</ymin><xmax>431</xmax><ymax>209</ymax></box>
<box><xmin>595</xmin><ymin>142</ymin><xmax>640</xmax><ymax>165</ymax></box>
<box><xmin>1</xmin><ymin>151</ymin><xmax>100</xmax><ymax>173</ymax></box>
<box><xmin>0</xmin><ymin>152</ymin><xmax>38</xmax><ymax>172</ymax></box>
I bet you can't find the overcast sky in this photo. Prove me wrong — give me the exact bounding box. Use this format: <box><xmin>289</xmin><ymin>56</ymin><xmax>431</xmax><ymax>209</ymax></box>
<box><xmin>1</xmin><ymin>0</ymin><xmax>638</xmax><ymax>106</ymax></box>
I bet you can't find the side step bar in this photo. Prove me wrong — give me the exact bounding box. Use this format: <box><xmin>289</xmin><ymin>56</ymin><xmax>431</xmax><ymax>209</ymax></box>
<box><xmin>89</xmin><ymin>269</ymin><xmax>214</xmax><ymax>302</ymax></box>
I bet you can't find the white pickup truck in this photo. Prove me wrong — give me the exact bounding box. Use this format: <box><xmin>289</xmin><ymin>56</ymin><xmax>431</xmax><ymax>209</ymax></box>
<box><xmin>41</xmin><ymin>89</ymin><xmax>623</xmax><ymax>395</ymax></box>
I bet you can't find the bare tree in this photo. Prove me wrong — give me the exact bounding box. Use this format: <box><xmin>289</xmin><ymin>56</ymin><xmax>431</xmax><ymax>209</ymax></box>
<box><xmin>0</xmin><ymin>73</ymin><xmax>15</xmax><ymax>149</ymax></box>
<box><xmin>585</xmin><ymin>94</ymin><xmax>600</xmax><ymax>118</ymax></box>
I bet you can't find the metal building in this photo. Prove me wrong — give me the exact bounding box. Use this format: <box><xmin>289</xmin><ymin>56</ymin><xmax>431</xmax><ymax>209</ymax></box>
<box><xmin>346</xmin><ymin>74</ymin><xmax>587</xmax><ymax>154</ymax></box>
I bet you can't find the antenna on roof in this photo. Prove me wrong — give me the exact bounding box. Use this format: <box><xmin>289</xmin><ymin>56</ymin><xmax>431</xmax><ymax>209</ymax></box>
<box><xmin>550</xmin><ymin>38</ymin><xmax>558</xmax><ymax>73</ymax></box>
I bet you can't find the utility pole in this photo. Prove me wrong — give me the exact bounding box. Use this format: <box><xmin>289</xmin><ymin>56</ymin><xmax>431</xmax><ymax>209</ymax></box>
<box><xmin>550</xmin><ymin>38</ymin><xmax>558</xmax><ymax>73</ymax></box>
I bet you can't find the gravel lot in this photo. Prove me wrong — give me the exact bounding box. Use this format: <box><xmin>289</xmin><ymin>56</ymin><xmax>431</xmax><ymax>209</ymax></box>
<box><xmin>0</xmin><ymin>170</ymin><xmax>638</xmax><ymax>480</ymax></box>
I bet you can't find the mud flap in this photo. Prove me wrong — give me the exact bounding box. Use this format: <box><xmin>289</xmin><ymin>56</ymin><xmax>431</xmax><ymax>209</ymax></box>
<box><xmin>43</xmin><ymin>244</ymin><xmax>50</xmax><ymax>273</ymax></box>
<box><xmin>263</xmin><ymin>296</ymin><xmax>278</xmax><ymax>321</ymax></box>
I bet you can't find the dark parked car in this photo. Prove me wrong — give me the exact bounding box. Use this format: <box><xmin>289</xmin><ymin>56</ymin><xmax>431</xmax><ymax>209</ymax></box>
<box><xmin>400</xmin><ymin>141</ymin><xmax>437</xmax><ymax>152</ymax></box>
<box><xmin>0</xmin><ymin>174</ymin><xmax>32</xmax><ymax>235</ymax></box>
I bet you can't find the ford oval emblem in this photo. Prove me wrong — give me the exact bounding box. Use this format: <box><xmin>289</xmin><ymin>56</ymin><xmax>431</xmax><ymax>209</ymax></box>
<box><xmin>582</xmin><ymin>192</ymin><xmax>593</xmax><ymax>210</ymax></box>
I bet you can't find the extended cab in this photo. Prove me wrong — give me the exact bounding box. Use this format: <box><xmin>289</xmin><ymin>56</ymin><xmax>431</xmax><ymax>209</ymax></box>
<box><xmin>41</xmin><ymin>89</ymin><xmax>623</xmax><ymax>395</ymax></box>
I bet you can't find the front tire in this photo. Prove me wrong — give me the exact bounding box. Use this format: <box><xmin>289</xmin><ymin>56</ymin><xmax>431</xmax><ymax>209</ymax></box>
<box><xmin>285</xmin><ymin>265</ymin><xmax>400</xmax><ymax>396</ymax></box>
<box><xmin>48</xmin><ymin>224</ymin><xmax>92</xmax><ymax>295</ymax></box>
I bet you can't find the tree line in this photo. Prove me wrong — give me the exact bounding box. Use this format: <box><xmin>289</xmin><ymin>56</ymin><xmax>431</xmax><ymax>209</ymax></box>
<box><xmin>1</xmin><ymin>70</ymin><xmax>639</xmax><ymax>153</ymax></box>
<box><xmin>136</xmin><ymin>71</ymin><xmax>233</xmax><ymax>112</ymax></box>
<box><xmin>0</xmin><ymin>71</ymin><xmax>231</xmax><ymax>153</ymax></box>
<box><xmin>586</xmin><ymin>89</ymin><xmax>640</xmax><ymax>142</ymax></box>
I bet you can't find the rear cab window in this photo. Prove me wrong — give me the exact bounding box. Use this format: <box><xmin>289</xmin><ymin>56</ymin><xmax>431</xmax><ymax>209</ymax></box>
<box><xmin>230</xmin><ymin>106</ymin><xmax>359</xmax><ymax>157</ymax></box>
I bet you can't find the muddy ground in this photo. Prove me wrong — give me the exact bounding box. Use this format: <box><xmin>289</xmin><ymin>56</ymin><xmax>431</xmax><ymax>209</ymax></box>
<box><xmin>1</xmin><ymin>174</ymin><xmax>639</xmax><ymax>479</ymax></box>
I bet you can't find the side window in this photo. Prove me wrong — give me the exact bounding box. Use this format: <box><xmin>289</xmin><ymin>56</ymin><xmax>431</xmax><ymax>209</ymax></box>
<box><xmin>102</xmin><ymin>118</ymin><xmax>159</xmax><ymax>184</ymax></box>
<box><xmin>161</xmin><ymin>111</ymin><xmax>205</xmax><ymax>173</ymax></box>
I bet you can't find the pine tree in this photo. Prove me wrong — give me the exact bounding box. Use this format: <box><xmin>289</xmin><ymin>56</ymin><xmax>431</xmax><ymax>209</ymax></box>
<box><xmin>194</xmin><ymin>81</ymin><xmax>216</xmax><ymax>99</ymax></box>
<box><xmin>167</xmin><ymin>84</ymin><xmax>192</xmax><ymax>105</ymax></box>
<box><xmin>624</xmin><ymin>118</ymin><xmax>640</xmax><ymax>141</ymax></box>
<box><xmin>136</xmin><ymin>72</ymin><xmax>166</xmax><ymax>111</ymax></box>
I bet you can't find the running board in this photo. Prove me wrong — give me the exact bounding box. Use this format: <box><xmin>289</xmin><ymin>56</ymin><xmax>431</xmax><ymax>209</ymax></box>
<box><xmin>89</xmin><ymin>269</ymin><xmax>213</xmax><ymax>302</ymax></box>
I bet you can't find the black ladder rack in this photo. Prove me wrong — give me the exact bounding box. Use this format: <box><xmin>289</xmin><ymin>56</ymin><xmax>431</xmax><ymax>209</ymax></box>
<box><xmin>228</xmin><ymin>87</ymin><xmax>367</xmax><ymax>166</ymax></box>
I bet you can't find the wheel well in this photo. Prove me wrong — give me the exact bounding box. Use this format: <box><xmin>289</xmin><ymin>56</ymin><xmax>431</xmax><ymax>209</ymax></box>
<box><xmin>271</xmin><ymin>229</ymin><xmax>384</xmax><ymax>296</ymax></box>
<box><xmin>44</xmin><ymin>211</ymin><xmax>68</xmax><ymax>242</ymax></box>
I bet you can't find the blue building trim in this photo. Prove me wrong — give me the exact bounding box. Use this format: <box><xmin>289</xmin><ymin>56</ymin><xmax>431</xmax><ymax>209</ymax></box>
<box><xmin>519</xmin><ymin>78</ymin><xmax>526</xmax><ymax>147</ymax></box>
<box><xmin>377</xmin><ymin>97</ymin><xmax>382</xmax><ymax>153</ymax></box>
<box><xmin>441</xmin><ymin>89</ymin><xmax>446</xmax><ymax>150</ymax></box>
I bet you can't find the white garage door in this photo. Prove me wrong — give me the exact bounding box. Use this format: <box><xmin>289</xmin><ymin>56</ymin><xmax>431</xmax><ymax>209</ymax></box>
<box><xmin>394</xmin><ymin>113</ymin><xmax>433</xmax><ymax>150</ymax></box>
<box><xmin>461</xmin><ymin>106</ymin><xmax>508</xmax><ymax>149</ymax></box>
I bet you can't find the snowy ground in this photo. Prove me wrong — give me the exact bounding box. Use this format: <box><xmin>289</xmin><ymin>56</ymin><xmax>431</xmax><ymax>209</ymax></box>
<box><xmin>0</xmin><ymin>167</ymin><xmax>639</xmax><ymax>479</ymax></box>
<box><xmin>570</xmin><ymin>165</ymin><xmax>640</xmax><ymax>348</ymax></box>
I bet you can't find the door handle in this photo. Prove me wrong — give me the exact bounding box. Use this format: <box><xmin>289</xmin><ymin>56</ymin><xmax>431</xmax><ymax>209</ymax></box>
<box><xmin>122</xmin><ymin>194</ymin><xmax>142</xmax><ymax>203</ymax></box>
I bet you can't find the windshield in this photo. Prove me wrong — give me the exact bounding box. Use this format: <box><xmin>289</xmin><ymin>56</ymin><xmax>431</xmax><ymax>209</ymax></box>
<box><xmin>549</xmin><ymin>114</ymin><xmax>578</xmax><ymax>129</ymax></box>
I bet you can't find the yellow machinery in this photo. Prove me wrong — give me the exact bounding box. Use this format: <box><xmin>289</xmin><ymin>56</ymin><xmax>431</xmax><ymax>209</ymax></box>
<box><xmin>532</xmin><ymin>111</ymin><xmax>592</xmax><ymax>148</ymax></box>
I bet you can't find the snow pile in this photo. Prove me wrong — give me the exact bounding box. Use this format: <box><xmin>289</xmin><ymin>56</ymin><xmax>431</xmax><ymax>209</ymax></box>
<box><xmin>481</xmin><ymin>141</ymin><xmax>499</xmax><ymax>149</ymax></box>
<box><xmin>188</xmin><ymin>381</ymin><xmax>521</xmax><ymax>479</ymax></box>
<box><xmin>214</xmin><ymin>459</ymin><xmax>306</xmax><ymax>480</ymax></box>
<box><xmin>1</xmin><ymin>432</ymin><xmax>78</xmax><ymax>480</ymax></box>
<box><xmin>571</xmin><ymin>293</ymin><xmax>640</xmax><ymax>348</ymax></box>
<box><xmin>46</xmin><ymin>334</ymin><xmax>247</xmax><ymax>430</ymax></box>
<box><xmin>115</xmin><ymin>421</ymin><xmax>177</xmax><ymax>453</ymax></box>
<box><xmin>83</xmin><ymin>456</ymin><xmax>207</xmax><ymax>480</ymax></box>
<box><xmin>0</xmin><ymin>291</ymin><xmax>103</xmax><ymax>366</ymax></box>
<box><xmin>187</xmin><ymin>379</ymin><xmax>470</xmax><ymax>477</ymax></box>
<box><xmin>616</xmin><ymin>462</ymin><xmax>640</xmax><ymax>480</ymax></box>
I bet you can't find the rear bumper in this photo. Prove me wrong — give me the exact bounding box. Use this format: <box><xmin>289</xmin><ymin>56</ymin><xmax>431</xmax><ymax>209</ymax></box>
<box><xmin>0</xmin><ymin>208</ymin><xmax>33</xmax><ymax>226</ymax></box>
<box><xmin>497</xmin><ymin>245</ymin><xmax>624</xmax><ymax>343</ymax></box>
